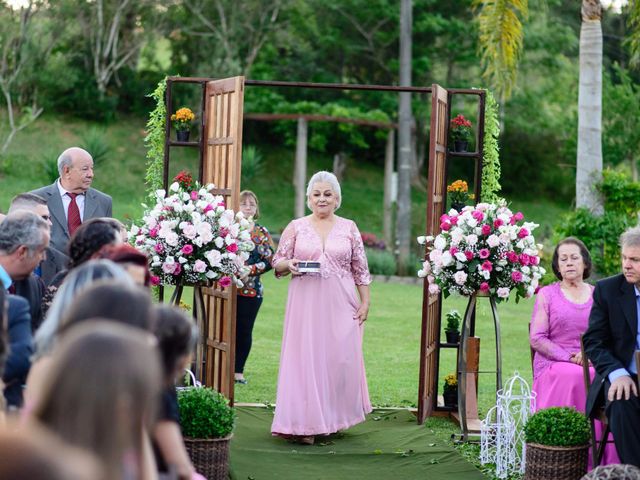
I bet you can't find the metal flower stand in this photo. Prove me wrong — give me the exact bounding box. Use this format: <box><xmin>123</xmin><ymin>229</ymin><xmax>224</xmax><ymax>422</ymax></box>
<box><xmin>456</xmin><ymin>290</ymin><xmax>503</xmax><ymax>441</ymax></box>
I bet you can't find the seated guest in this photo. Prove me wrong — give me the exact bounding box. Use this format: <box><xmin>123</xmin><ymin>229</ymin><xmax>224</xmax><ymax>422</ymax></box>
<box><xmin>152</xmin><ymin>305</ymin><xmax>204</xmax><ymax>480</ymax></box>
<box><xmin>530</xmin><ymin>237</ymin><xmax>619</xmax><ymax>464</ymax></box>
<box><xmin>96</xmin><ymin>244</ymin><xmax>151</xmax><ymax>286</ymax></box>
<box><xmin>31</xmin><ymin>321</ymin><xmax>162</xmax><ymax>480</ymax></box>
<box><xmin>584</xmin><ymin>226</ymin><xmax>640</xmax><ymax>467</ymax></box>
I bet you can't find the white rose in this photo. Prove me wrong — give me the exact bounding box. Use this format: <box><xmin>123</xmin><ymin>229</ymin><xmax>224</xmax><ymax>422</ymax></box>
<box><xmin>434</xmin><ymin>235</ymin><xmax>447</xmax><ymax>251</ymax></box>
<box><xmin>214</xmin><ymin>237</ymin><xmax>224</xmax><ymax>249</ymax></box>
<box><xmin>481</xmin><ymin>269</ymin><xmax>491</xmax><ymax>279</ymax></box>
<box><xmin>465</xmin><ymin>234</ymin><xmax>478</xmax><ymax>246</ymax></box>
<box><xmin>428</xmin><ymin>283</ymin><xmax>440</xmax><ymax>295</ymax></box>
<box><xmin>454</xmin><ymin>251</ymin><xmax>468</xmax><ymax>263</ymax></box>
<box><xmin>521</xmin><ymin>266</ymin><xmax>531</xmax><ymax>274</ymax></box>
<box><xmin>165</xmin><ymin>232</ymin><xmax>179</xmax><ymax>246</ymax></box>
<box><xmin>487</xmin><ymin>235</ymin><xmax>500</xmax><ymax>248</ymax></box>
<box><xmin>169</xmin><ymin>182</ymin><xmax>180</xmax><ymax>192</ymax></box>
<box><xmin>497</xmin><ymin>287</ymin><xmax>510</xmax><ymax>299</ymax></box>
<box><xmin>417</xmin><ymin>236</ymin><xmax>427</xmax><ymax>245</ymax></box>
<box><xmin>467</xmin><ymin>218</ymin><xmax>478</xmax><ymax>228</ymax></box>
<box><xmin>205</xmin><ymin>249</ymin><xmax>222</xmax><ymax>267</ymax></box>
<box><xmin>441</xmin><ymin>251</ymin><xmax>454</xmax><ymax>267</ymax></box>
<box><xmin>453</xmin><ymin>271</ymin><xmax>468</xmax><ymax>285</ymax></box>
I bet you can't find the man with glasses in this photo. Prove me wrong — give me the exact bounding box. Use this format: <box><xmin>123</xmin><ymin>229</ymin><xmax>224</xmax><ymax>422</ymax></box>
<box><xmin>31</xmin><ymin>147</ymin><xmax>112</xmax><ymax>253</ymax></box>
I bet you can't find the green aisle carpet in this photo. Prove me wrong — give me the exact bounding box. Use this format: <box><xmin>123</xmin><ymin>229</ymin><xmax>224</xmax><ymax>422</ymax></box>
<box><xmin>229</xmin><ymin>407</ymin><xmax>485</xmax><ymax>480</ymax></box>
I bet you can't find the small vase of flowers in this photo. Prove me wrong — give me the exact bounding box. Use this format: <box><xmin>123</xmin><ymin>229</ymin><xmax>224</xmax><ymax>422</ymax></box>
<box><xmin>443</xmin><ymin>373</ymin><xmax>458</xmax><ymax>407</ymax></box>
<box><xmin>444</xmin><ymin>309</ymin><xmax>461</xmax><ymax>344</ymax></box>
<box><xmin>450</xmin><ymin>114</ymin><xmax>472</xmax><ymax>152</ymax></box>
<box><xmin>129</xmin><ymin>170</ymin><xmax>255</xmax><ymax>287</ymax></box>
<box><xmin>417</xmin><ymin>201</ymin><xmax>545</xmax><ymax>302</ymax></box>
<box><xmin>172</xmin><ymin>107</ymin><xmax>195</xmax><ymax>142</ymax></box>
<box><xmin>447</xmin><ymin>180</ymin><xmax>472</xmax><ymax>212</ymax></box>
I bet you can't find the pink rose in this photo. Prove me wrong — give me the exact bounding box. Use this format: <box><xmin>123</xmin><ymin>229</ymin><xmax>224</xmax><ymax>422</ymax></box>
<box><xmin>440</xmin><ymin>214</ymin><xmax>450</xmax><ymax>223</ymax></box>
<box><xmin>150</xmin><ymin>276</ymin><xmax>160</xmax><ymax>286</ymax></box>
<box><xmin>493</xmin><ymin>219</ymin><xmax>504</xmax><ymax>229</ymax></box>
<box><xmin>464</xmin><ymin>250</ymin><xmax>474</xmax><ymax>261</ymax></box>
<box><xmin>481</xmin><ymin>261</ymin><xmax>493</xmax><ymax>272</ymax></box>
<box><xmin>194</xmin><ymin>260</ymin><xmax>207</xmax><ymax>273</ymax></box>
<box><xmin>517</xmin><ymin>228</ymin><xmax>529</xmax><ymax>239</ymax></box>
<box><xmin>449</xmin><ymin>246</ymin><xmax>459</xmax><ymax>255</ymax></box>
<box><xmin>481</xmin><ymin>224</ymin><xmax>491</xmax><ymax>236</ymax></box>
<box><xmin>219</xmin><ymin>276</ymin><xmax>232</xmax><ymax>288</ymax></box>
<box><xmin>154</xmin><ymin>243</ymin><xmax>164</xmax><ymax>254</ymax></box>
<box><xmin>479</xmin><ymin>248</ymin><xmax>490</xmax><ymax>259</ymax></box>
<box><xmin>190</xmin><ymin>191</ymin><xmax>198</xmax><ymax>200</ymax></box>
<box><xmin>181</xmin><ymin>244</ymin><xmax>194</xmax><ymax>255</ymax></box>
<box><xmin>530</xmin><ymin>256</ymin><xmax>540</xmax><ymax>266</ymax></box>
<box><xmin>506</xmin><ymin>251</ymin><xmax>518</xmax><ymax>263</ymax></box>
<box><xmin>511</xmin><ymin>271</ymin><xmax>523</xmax><ymax>282</ymax></box>
<box><xmin>217</xmin><ymin>201</ymin><xmax>226</xmax><ymax>207</ymax></box>
<box><xmin>440</xmin><ymin>222</ymin><xmax>451</xmax><ymax>231</ymax></box>
<box><xmin>472</xmin><ymin>210</ymin><xmax>484</xmax><ymax>221</ymax></box>
<box><xmin>519</xmin><ymin>253</ymin><xmax>530</xmax><ymax>266</ymax></box>
<box><xmin>173</xmin><ymin>264</ymin><xmax>182</xmax><ymax>276</ymax></box>
<box><xmin>479</xmin><ymin>282</ymin><xmax>490</xmax><ymax>292</ymax></box>
<box><xmin>149</xmin><ymin>228</ymin><xmax>158</xmax><ymax>238</ymax></box>
<box><xmin>203</xmin><ymin>204</ymin><xmax>214</xmax><ymax>213</ymax></box>
<box><xmin>514</xmin><ymin>212</ymin><xmax>524</xmax><ymax>222</ymax></box>
<box><xmin>226</xmin><ymin>243</ymin><xmax>238</xmax><ymax>253</ymax></box>
<box><xmin>450</xmin><ymin>216</ymin><xmax>459</xmax><ymax>225</ymax></box>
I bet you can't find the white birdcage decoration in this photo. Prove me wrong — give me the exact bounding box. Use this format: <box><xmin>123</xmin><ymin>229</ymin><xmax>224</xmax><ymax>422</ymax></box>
<box><xmin>481</xmin><ymin>372</ymin><xmax>536</xmax><ymax>479</ymax></box>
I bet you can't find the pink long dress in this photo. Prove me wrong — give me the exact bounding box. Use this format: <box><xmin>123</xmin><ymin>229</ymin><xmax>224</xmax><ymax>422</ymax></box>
<box><xmin>270</xmin><ymin>215</ymin><xmax>373</xmax><ymax>436</ymax></box>
<box><xmin>530</xmin><ymin>282</ymin><xmax>619</xmax><ymax>466</ymax></box>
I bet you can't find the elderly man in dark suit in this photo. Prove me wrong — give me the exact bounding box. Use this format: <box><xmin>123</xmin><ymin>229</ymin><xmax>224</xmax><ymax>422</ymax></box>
<box><xmin>31</xmin><ymin>147</ymin><xmax>112</xmax><ymax>253</ymax></box>
<box><xmin>584</xmin><ymin>226</ymin><xmax>640</xmax><ymax>466</ymax></box>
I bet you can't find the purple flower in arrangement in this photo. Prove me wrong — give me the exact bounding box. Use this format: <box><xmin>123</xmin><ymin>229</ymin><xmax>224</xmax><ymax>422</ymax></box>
<box><xmin>478</xmin><ymin>248</ymin><xmax>490</xmax><ymax>259</ymax></box>
<box><xmin>481</xmin><ymin>260</ymin><xmax>493</xmax><ymax>272</ymax></box>
<box><xmin>154</xmin><ymin>243</ymin><xmax>164</xmax><ymax>254</ymax></box>
<box><xmin>511</xmin><ymin>271</ymin><xmax>523</xmax><ymax>282</ymax></box>
<box><xmin>149</xmin><ymin>228</ymin><xmax>158</xmax><ymax>238</ymax></box>
<box><xmin>181</xmin><ymin>244</ymin><xmax>194</xmax><ymax>255</ymax></box>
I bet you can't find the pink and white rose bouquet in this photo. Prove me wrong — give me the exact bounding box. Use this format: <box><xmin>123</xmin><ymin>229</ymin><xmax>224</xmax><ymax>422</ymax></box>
<box><xmin>417</xmin><ymin>202</ymin><xmax>545</xmax><ymax>302</ymax></box>
<box><xmin>130</xmin><ymin>172</ymin><xmax>254</xmax><ymax>287</ymax></box>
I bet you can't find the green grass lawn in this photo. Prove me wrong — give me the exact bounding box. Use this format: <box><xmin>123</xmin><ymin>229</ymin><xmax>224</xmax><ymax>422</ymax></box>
<box><xmin>235</xmin><ymin>274</ymin><xmax>534</xmax><ymax>415</ymax></box>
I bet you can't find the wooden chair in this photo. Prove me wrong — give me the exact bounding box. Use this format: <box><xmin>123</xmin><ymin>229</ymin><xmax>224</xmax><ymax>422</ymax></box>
<box><xmin>581</xmin><ymin>336</ymin><xmax>614</xmax><ymax>467</ymax></box>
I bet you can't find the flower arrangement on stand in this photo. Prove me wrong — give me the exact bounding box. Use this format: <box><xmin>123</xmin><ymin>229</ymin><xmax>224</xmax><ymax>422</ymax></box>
<box><xmin>171</xmin><ymin>107</ymin><xmax>195</xmax><ymax>141</ymax></box>
<box><xmin>450</xmin><ymin>114</ymin><xmax>473</xmax><ymax>152</ymax></box>
<box><xmin>443</xmin><ymin>373</ymin><xmax>458</xmax><ymax>407</ymax></box>
<box><xmin>447</xmin><ymin>180</ymin><xmax>473</xmax><ymax>212</ymax></box>
<box><xmin>130</xmin><ymin>170</ymin><xmax>254</xmax><ymax>287</ymax></box>
<box><xmin>417</xmin><ymin>201</ymin><xmax>545</xmax><ymax>302</ymax></box>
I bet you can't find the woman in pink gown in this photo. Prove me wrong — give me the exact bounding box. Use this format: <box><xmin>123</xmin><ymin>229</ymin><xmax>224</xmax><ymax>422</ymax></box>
<box><xmin>530</xmin><ymin>237</ymin><xmax>619</xmax><ymax>465</ymax></box>
<box><xmin>271</xmin><ymin>171</ymin><xmax>372</xmax><ymax>445</ymax></box>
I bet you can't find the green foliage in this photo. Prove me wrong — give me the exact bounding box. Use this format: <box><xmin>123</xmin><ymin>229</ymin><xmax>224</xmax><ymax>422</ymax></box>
<box><xmin>445</xmin><ymin>310</ymin><xmax>461</xmax><ymax>333</ymax></box>
<box><xmin>481</xmin><ymin>89</ymin><xmax>502</xmax><ymax>203</ymax></box>
<box><xmin>177</xmin><ymin>387</ymin><xmax>235</xmax><ymax>439</ymax></box>
<box><xmin>365</xmin><ymin>248</ymin><xmax>396</xmax><ymax>276</ymax></box>
<box><xmin>79</xmin><ymin>127</ymin><xmax>110</xmax><ymax>167</ymax></box>
<box><xmin>554</xmin><ymin>169</ymin><xmax>640</xmax><ymax>277</ymax></box>
<box><xmin>241</xmin><ymin>145</ymin><xmax>264</xmax><ymax>184</ymax></box>
<box><xmin>39</xmin><ymin>150</ymin><xmax>60</xmax><ymax>183</ymax></box>
<box><xmin>524</xmin><ymin>407</ymin><xmax>590</xmax><ymax>447</ymax></box>
<box><xmin>145</xmin><ymin>77</ymin><xmax>167</xmax><ymax>198</ymax></box>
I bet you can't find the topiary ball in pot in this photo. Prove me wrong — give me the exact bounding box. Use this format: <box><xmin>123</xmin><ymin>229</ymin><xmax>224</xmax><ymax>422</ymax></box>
<box><xmin>178</xmin><ymin>387</ymin><xmax>236</xmax><ymax>479</ymax></box>
<box><xmin>523</xmin><ymin>407</ymin><xmax>590</xmax><ymax>480</ymax></box>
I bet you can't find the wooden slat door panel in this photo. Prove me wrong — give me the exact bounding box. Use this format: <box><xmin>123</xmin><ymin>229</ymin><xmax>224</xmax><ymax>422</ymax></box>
<box><xmin>200</xmin><ymin>76</ymin><xmax>245</xmax><ymax>403</ymax></box>
<box><xmin>417</xmin><ymin>84</ymin><xmax>449</xmax><ymax>423</ymax></box>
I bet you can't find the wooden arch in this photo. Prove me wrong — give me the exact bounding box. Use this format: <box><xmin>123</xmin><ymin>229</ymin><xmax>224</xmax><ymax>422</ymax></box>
<box><xmin>162</xmin><ymin>77</ymin><xmax>485</xmax><ymax>417</ymax></box>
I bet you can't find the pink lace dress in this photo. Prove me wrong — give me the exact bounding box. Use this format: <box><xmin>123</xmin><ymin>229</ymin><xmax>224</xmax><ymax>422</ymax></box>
<box><xmin>270</xmin><ymin>215</ymin><xmax>372</xmax><ymax>436</ymax></box>
<box><xmin>530</xmin><ymin>282</ymin><xmax>619</xmax><ymax>466</ymax></box>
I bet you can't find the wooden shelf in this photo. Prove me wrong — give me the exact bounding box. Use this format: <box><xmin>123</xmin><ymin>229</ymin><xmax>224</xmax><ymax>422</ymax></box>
<box><xmin>168</xmin><ymin>141</ymin><xmax>200</xmax><ymax>147</ymax></box>
<box><xmin>447</xmin><ymin>151</ymin><xmax>480</xmax><ymax>157</ymax></box>
<box><xmin>439</xmin><ymin>342</ymin><xmax>460</xmax><ymax>348</ymax></box>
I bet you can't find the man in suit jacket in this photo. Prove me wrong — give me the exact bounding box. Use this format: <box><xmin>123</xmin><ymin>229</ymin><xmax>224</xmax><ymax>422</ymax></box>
<box><xmin>31</xmin><ymin>147</ymin><xmax>112</xmax><ymax>253</ymax></box>
<box><xmin>3</xmin><ymin>294</ymin><xmax>33</xmax><ymax>408</ymax></box>
<box><xmin>8</xmin><ymin>193</ymin><xmax>69</xmax><ymax>286</ymax></box>
<box><xmin>584</xmin><ymin>226</ymin><xmax>640</xmax><ymax>466</ymax></box>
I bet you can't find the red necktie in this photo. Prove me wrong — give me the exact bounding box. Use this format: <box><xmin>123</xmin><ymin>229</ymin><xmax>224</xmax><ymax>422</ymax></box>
<box><xmin>67</xmin><ymin>192</ymin><xmax>82</xmax><ymax>236</ymax></box>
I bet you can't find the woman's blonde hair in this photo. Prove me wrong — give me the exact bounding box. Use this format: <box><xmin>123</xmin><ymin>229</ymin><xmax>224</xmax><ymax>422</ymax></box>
<box><xmin>240</xmin><ymin>190</ymin><xmax>260</xmax><ymax>219</ymax></box>
<box><xmin>33</xmin><ymin>321</ymin><xmax>161</xmax><ymax>480</ymax></box>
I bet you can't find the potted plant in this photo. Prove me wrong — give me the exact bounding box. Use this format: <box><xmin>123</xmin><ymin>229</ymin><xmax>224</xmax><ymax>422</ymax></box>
<box><xmin>178</xmin><ymin>387</ymin><xmax>236</xmax><ymax>479</ymax></box>
<box><xmin>443</xmin><ymin>373</ymin><xmax>458</xmax><ymax>408</ymax></box>
<box><xmin>523</xmin><ymin>407</ymin><xmax>590</xmax><ymax>480</ymax></box>
<box><xmin>446</xmin><ymin>179</ymin><xmax>472</xmax><ymax>212</ymax></box>
<box><xmin>450</xmin><ymin>114</ymin><xmax>472</xmax><ymax>152</ymax></box>
<box><xmin>171</xmin><ymin>107</ymin><xmax>195</xmax><ymax>142</ymax></box>
<box><xmin>444</xmin><ymin>309</ymin><xmax>461</xmax><ymax>344</ymax></box>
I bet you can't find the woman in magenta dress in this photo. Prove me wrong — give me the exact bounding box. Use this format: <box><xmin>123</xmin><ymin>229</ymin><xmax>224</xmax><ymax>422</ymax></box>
<box><xmin>271</xmin><ymin>171</ymin><xmax>372</xmax><ymax>445</ymax></box>
<box><xmin>530</xmin><ymin>237</ymin><xmax>619</xmax><ymax>465</ymax></box>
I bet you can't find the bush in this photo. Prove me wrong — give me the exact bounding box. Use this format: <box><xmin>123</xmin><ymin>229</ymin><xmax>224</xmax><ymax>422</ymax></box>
<box><xmin>79</xmin><ymin>127</ymin><xmax>111</xmax><ymax>167</ymax></box>
<box><xmin>524</xmin><ymin>407</ymin><xmax>590</xmax><ymax>447</ymax></box>
<box><xmin>366</xmin><ymin>248</ymin><xmax>396</xmax><ymax>276</ymax></box>
<box><xmin>178</xmin><ymin>387</ymin><xmax>235</xmax><ymax>439</ymax></box>
<box><xmin>241</xmin><ymin>145</ymin><xmax>264</xmax><ymax>184</ymax></box>
<box><xmin>39</xmin><ymin>150</ymin><xmax>60</xmax><ymax>183</ymax></box>
<box><xmin>554</xmin><ymin>169</ymin><xmax>640</xmax><ymax>277</ymax></box>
